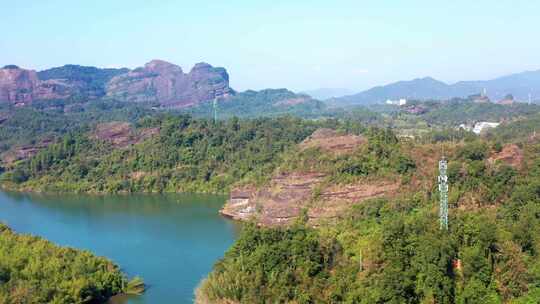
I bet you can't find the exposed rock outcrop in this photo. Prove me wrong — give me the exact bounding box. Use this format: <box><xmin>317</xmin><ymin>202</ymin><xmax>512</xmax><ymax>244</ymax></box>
<box><xmin>37</xmin><ymin>64</ymin><xmax>129</xmax><ymax>100</ymax></box>
<box><xmin>221</xmin><ymin>128</ymin><xmax>397</xmax><ymax>226</ymax></box>
<box><xmin>0</xmin><ymin>64</ymin><xmax>127</xmax><ymax>104</ymax></box>
<box><xmin>488</xmin><ymin>144</ymin><xmax>523</xmax><ymax>168</ymax></box>
<box><xmin>106</xmin><ymin>60</ymin><xmax>233</xmax><ymax>108</ymax></box>
<box><xmin>0</xmin><ymin>65</ymin><xmax>39</xmax><ymax>105</ymax></box>
<box><xmin>1</xmin><ymin>138</ymin><xmax>54</xmax><ymax>165</ymax></box>
<box><xmin>221</xmin><ymin>172</ymin><xmax>399</xmax><ymax>226</ymax></box>
<box><xmin>0</xmin><ymin>61</ymin><xmax>233</xmax><ymax>108</ymax></box>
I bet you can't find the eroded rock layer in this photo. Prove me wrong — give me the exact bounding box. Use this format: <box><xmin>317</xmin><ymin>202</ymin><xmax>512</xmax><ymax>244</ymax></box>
<box><xmin>106</xmin><ymin>60</ymin><xmax>233</xmax><ymax>107</ymax></box>
<box><xmin>0</xmin><ymin>61</ymin><xmax>233</xmax><ymax>108</ymax></box>
<box><xmin>221</xmin><ymin>128</ymin><xmax>398</xmax><ymax>226</ymax></box>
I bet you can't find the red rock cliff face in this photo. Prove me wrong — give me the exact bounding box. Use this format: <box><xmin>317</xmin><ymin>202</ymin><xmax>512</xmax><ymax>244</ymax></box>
<box><xmin>0</xmin><ymin>60</ymin><xmax>233</xmax><ymax>107</ymax></box>
<box><xmin>0</xmin><ymin>66</ymin><xmax>89</xmax><ymax>104</ymax></box>
<box><xmin>0</xmin><ymin>66</ymin><xmax>39</xmax><ymax>105</ymax></box>
<box><xmin>106</xmin><ymin>60</ymin><xmax>233</xmax><ymax>108</ymax></box>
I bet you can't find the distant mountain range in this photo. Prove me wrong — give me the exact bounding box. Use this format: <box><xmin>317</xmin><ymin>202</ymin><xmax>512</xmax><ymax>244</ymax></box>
<box><xmin>300</xmin><ymin>88</ymin><xmax>354</xmax><ymax>100</ymax></box>
<box><xmin>0</xmin><ymin>60</ymin><xmax>233</xmax><ymax>108</ymax></box>
<box><xmin>0</xmin><ymin>60</ymin><xmax>322</xmax><ymax>112</ymax></box>
<box><xmin>3</xmin><ymin>61</ymin><xmax>540</xmax><ymax>109</ymax></box>
<box><xmin>331</xmin><ymin>70</ymin><xmax>540</xmax><ymax>106</ymax></box>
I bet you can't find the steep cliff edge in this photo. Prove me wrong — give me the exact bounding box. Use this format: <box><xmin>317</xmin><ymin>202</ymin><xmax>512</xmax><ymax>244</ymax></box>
<box><xmin>0</xmin><ymin>60</ymin><xmax>233</xmax><ymax>107</ymax></box>
<box><xmin>106</xmin><ymin>60</ymin><xmax>233</xmax><ymax>107</ymax></box>
<box><xmin>0</xmin><ymin>65</ymin><xmax>39</xmax><ymax>105</ymax></box>
<box><xmin>220</xmin><ymin>128</ymin><xmax>405</xmax><ymax>226</ymax></box>
<box><xmin>0</xmin><ymin>64</ymin><xmax>127</xmax><ymax>104</ymax></box>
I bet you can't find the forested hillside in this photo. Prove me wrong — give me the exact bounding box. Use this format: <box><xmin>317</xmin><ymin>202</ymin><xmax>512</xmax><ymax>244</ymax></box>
<box><xmin>0</xmin><ymin>101</ymin><xmax>154</xmax><ymax>156</ymax></box>
<box><xmin>185</xmin><ymin>89</ymin><xmax>327</xmax><ymax>119</ymax></box>
<box><xmin>0</xmin><ymin>116</ymin><xmax>349</xmax><ymax>193</ymax></box>
<box><xmin>2</xmin><ymin>94</ymin><xmax>540</xmax><ymax>304</ymax></box>
<box><xmin>0</xmin><ymin>89</ymin><xmax>331</xmax><ymax>160</ymax></box>
<box><xmin>361</xmin><ymin>100</ymin><xmax>540</xmax><ymax>138</ymax></box>
<box><xmin>198</xmin><ymin>132</ymin><xmax>540</xmax><ymax>304</ymax></box>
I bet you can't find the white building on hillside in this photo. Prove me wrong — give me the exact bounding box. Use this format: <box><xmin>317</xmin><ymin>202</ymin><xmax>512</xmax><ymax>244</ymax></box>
<box><xmin>472</xmin><ymin>122</ymin><xmax>500</xmax><ymax>134</ymax></box>
<box><xmin>386</xmin><ymin>98</ymin><xmax>407</xmax><ymax>106</ymax></box>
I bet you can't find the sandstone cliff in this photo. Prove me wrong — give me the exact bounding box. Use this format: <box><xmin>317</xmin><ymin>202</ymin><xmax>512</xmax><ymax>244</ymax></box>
<box><xmin>0</xmin><ymin>60</ymin><xmax>233</xmax><ymax>108</ymax></box>
<box><xmin>0</xmin><ymin>64</ymin><xmax>127</xmax><ymax>104</ymax></box>
<box><xmin>106</xmin><ymin>60</ymin><xmax>233</xmax><ymax>108</ymax></box>
<box><xmin>37</xmin><ymin>64</ymin><xmax>129</xmax><ymax>100</ymax></box>
<box><xmin>220</xmin><ymin>129</ymin><xmax>400</xmax><ymax>226</ymax></box>
<box><xmin>0</xmin><ymin>65</ymin><xmax>39</xmax><ymax>105</ymax></box>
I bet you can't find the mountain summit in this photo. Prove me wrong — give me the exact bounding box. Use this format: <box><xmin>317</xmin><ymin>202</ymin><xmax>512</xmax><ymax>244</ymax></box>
<box><xmin>333</xmin><ymin>70</ymin><xmax>540</xmax><ymax>105</ymax></box>
<box><xmin>0</xmin><ymin>60</ymin><xmax>233</xmax><ymax>108</ymax></box>
<box><xmin>106</xmin><ymin>60</ymin><xmax>232</xmax><ymax>108</ymax></box>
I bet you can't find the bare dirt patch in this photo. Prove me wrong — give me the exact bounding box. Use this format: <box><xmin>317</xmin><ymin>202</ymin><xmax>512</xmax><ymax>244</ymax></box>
<box><xmin>488</xmin><ymin>144</ymin><xmax>523</xmax><ymax>168</ymax></box>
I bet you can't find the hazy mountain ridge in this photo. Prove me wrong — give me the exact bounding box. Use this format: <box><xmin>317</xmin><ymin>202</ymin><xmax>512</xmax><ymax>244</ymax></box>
<box><xmin>3</xmin><ymin>62</ymin><xmax>540</xmax><ymax>109</ymax></box>
<box><xmin>106</xmin><ymin>60</ymin><xmax>233</xmax><ymax>108</ymax></box>
<box><xmin>334</xmin><ymin>70</ymin><xmax>540</xmax><ymax>105</ymax></box>
<box><xmin>300</xmin><ymin>88</ymin><xmax>354</xmax><ymax>100</ymax></box>
<box><xmin>186</xmin><ymin>88</ymin><xmax>326</xmax><ymax>118</ymax></box>
<box><xmin>0</xmin><ymin>60</ymin><xmax>232</xmax><ymax>107</ymax></box>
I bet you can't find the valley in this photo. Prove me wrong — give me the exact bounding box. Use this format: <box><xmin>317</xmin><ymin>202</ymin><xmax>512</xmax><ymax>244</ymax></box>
<box><xmin>1</xmin><ymin>60</ymin><xmax>540</xmax><ymax>304</ymax></box>
<box><xmin>4</xmin><ymin>1</ymin><xmax>540</xmax><ymax>303</ymax></box>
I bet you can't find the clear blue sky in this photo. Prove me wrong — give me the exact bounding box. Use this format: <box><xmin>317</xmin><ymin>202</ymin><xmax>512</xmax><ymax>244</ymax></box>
<box><xmin>2</xmin><ymin>0</ymin><xmax>539</xmax><ymax>92</ymax></box>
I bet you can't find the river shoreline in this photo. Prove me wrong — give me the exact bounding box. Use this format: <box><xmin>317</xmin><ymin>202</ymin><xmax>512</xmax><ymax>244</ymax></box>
<box><xmin>0</xmin><ymin>191</ymin><xmax>238</xmax><ymax>304</ymax></box>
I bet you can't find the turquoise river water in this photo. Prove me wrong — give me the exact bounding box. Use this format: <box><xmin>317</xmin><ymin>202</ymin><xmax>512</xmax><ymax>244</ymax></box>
<box><xmin>0</xmin><ymin>191</ymin><xmax>239</xmax><ymax>304</ymax></box>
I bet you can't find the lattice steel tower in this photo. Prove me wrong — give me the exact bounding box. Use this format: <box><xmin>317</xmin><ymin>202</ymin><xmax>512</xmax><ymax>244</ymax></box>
<box><xmin>438</xmin><ymin>157</ymin><xmax>449</xmax><ymax>230</ymax></box>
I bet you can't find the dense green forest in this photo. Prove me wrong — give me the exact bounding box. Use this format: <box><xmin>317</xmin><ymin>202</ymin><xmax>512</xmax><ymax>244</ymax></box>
<box><xmin>2</xmin><ymin>97</ymin><xmax>540</xmax><ymax>304</ymax></box>
<box><xmin>486</xmin><ymin>112</ymin><xmax>540</xmax><ymax>142</ymax></box>
<box><xmin>0</xmin><ymin>101</ymin><xmax>154</xmax><ymax>155</ymax></box>
<box><xmin>0</xmin><ymin>89</ymin><xmax>333</xmax><ymax>157</ymax></box>
<box><xmin>408</xmin><ymin>100</ymin><xmax>539</xmax><ymax>126</ymax></box>
<box><xmin>1</xmin><ymin>116</ymin><xmax>353</xmax><ymax>193</ymax></box>
<box><xmin>185</xmin><ymin>89</ymin><xmax>328</xmax><ymax>119</ymax></box>
<box><xmin>198</xmin><ymin>138</ymin><xmax>540</xmax><ymax>304</ymax></box>
<box><xmin>0</xmin><ymin>223</ymin><xmax>143</xmax><ymax>303</ymax></box>
<box><xmin>1</xmin><ymin>95</ymin><xmax>537</xmax><ymax>159</ymax></box>
<box><xmin>1</xmin><ymin>99</ymin><xmax>539</xmax><ymax>193</ymax></box>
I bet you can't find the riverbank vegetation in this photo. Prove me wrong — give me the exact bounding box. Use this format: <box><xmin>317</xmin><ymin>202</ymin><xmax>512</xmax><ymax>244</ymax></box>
<box><xmin>198</xmin><ymin>138</ymin><xmax>540</xmax><ymax>303</ymax></box>
<box><xmin>2</xmin><ymin>99</ymin><xmax>540</xmax><ymax>303</ymax></box>
<box><xmin>1</xmin><ymin>116</ymin><xmax>368</xmax><ymax>193</ymax></box>
<box><xmin>0</xmin><ymin>223</ymin><xmax>143</xmax><ymax>303</ymax></box>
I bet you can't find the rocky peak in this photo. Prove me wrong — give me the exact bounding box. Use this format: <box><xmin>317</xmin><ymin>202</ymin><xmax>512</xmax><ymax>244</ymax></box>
<box><xmin>190</xmin><ymin>62</ymin><xmax>229</xmax><ymax>83</ymax></box>
<box><xmin>0</xmin><ymin>60</ymin><xmax>234</xmax><ymax>108</ymax></box>
<box><xmin>0</xmin><ymin>66</ymin><xmax>39</xmax><ymax>104</ymax></box>
<box><xmin>0</xmin><ymin>64</ymin><xmax>130</xmax><ymax>104</ymax></box>
<box><xmin>2</xmin><ymin>65</ymin><xmax>20</xmax><ymax>69</ymax></box>
<box><xmin>190</xmin><ymin>62</ymin><xmax>213</xmax><ymax>71</ymax></box>
<box><xmin>144</xmin><ymin>60</ymin><xmax>183</xmax><ymax>74</ymax></box>
<box><xmin>106</xmin><ymin>60</ymin><xmax>233</xmax><ymax>107</ymax></box>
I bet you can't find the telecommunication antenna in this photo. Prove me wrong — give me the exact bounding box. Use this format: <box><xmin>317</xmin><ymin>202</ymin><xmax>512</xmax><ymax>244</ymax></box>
<box><xmin>438</xmin><ymin>155</ymin><xmax>449</xmax><ymax>230</ymax></box>
<box><xmin>213</xmin><ymin>98</ymin><xmax>218</xmax><ymax>123</ymax></box>
<box><xmin>529</xmin><ymin>93</ymin><xmax>532</xmax><ymax>105</ymax></box>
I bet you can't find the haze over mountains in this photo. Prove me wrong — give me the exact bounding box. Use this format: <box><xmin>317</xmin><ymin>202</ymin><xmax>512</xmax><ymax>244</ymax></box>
<box><xmin>1</xmin><ymin>60</ymin><xmax>540</xmax><ymax>108</ymax></box>
<box><xmin>0</xmin><ymin>60</ymin><xmax>233</xmax><ymax>108</ymax></box>
<box><xmin>332</xmin><ymin>70</ymin><xmax>540</xmax><ymax>106</ymax></box>
<box><xmin>300</xmin><ymin>88</ymin><xmax>354</xmax><ymax>100</ymax></box>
